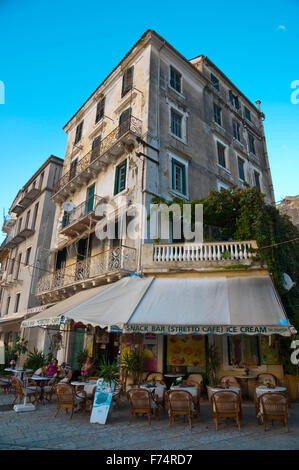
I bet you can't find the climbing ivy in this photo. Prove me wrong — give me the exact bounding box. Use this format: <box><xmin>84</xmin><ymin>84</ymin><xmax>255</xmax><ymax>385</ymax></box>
<box><xmin>151</xmin><ymin>187</ymin><xmax>299</xmax><ymax>323</ymax></box>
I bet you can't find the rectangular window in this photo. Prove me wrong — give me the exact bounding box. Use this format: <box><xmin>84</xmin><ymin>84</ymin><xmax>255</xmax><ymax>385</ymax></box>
<box><xmin>74</xmin><ymin>121</ymin><xmax>83</xmax><ymax>144</ymax></box>
<box><xmin>254</xmin><ymin>170</ymin><xmax>261</xmax><ymax>190</ymax></box>
<box><xmin>170</xmin><ymin>109</ymin><xmax>182</xmax><ymax>138</ymax></box>
<box><xmin>6</xmin><ymin>296</ymin><xmax>11</xmax><ymax>315</ymax></box>
<box><xmin>217</xmin><ymin>142</ymin><xmax>226</xmax><ymax>168</ymax></box>
<box><xmin>39</xmin><ymin>172</ymin><xmax>44</xmax><ymax>189</ymax></box>
<box><xmin>214</xmin><ymin>104</ymin><xmax>222</xmax><ymax>126</ymax></box>
<box><xmin>31</xmin><ymin>203</ymin><xmax>39</xmax><ymax>230</ymax></box>
<box><xmin>248</xmin><ymin>134</ymin><xmax>256</xmax><ymax>154</ymax></box>
<box><xmin>9</xmin><ymin>257</ymin><xmax>15</xmax><ymax>275</ymax></box>
<box><xmin>95</xmin><ymin>97</ymin><xmax>105</xmax><ymax>123</ymax></box>
<box><xmin>17</xmin><ymin>217</ymin><xmax>22</xmax><ymax>234</ymax></box>
<box><xmin>172</xmin><ymin>159</ymin><xmax>186</xmax><ymax>195</ymax></box>
<box><xmin>14</xmin><ymin>293</ymin><xmax>20</xmax><ymax>313</ymax></box>
<box><xmin>25</xmin><ymin>210</ymin><xmax>31</xmax><ymax>229</ymax></box>
<box><xmin>91</xmin><ymin>135</ymin><xmax>101</xmax><ymax>162</ymax></box>
<box><xmin>69</xmin><ymin>159</ymin><xmax>78</xmax><ymax>181</ymax></box>
<box><xmin>233</xmin><ymin>120</ymin><xmax>240</xmax><ymax>141</ymax></box>
<box><xmin>211</xmin><ymin>73</ymin><xmax>220</xmax><ymax>91</ymax></box>
<box><xmin>25</xmin><ymin>247</ymin><xmax>31</xmax><ymax>266</ymax></box>
<box><xmin>170</xmin><ymin>66</ymin><xmax>182</xmax><ymax>93</ymax></box>
<box><xmin>121</xmin><ymin>66</ymin><xmax>134</xmax><ymax>98</ymax></box>
<box><xmin>15</xmin><ymin>253</ymin><xmax>22</xmax><ymax>279</ymax></box>
<box><xmin>229</xmin><ymin>90</ymin><xmax>240</xmax><ymax>110</ymax></box>
<box><xmin>228</xmin><ymin>336</ymin><xmax>261</xmax><ymax>366</ymax></box>
<box><xmin>238</xmin><ymin>158</ymin><xmax>245</xmax><ymax>181</ymax></box>
<box><xmin>114</xmin><ymin>160</ymin><xmax>127</xmax><ymax>195</ymax></box>
<box><xmin>244</xmin><ymin>106</ymin><xmax>251</xmax><ymax>121</ymax></box>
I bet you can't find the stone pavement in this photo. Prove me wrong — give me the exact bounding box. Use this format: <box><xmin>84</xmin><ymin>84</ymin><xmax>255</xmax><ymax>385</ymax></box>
<box><xmin>0</xmin><ymin>391</ymin><xmax>298</xmax><ymax>450</ymax></box>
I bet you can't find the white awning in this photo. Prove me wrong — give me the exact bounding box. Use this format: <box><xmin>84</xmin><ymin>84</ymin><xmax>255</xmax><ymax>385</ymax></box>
<box><xmin>22</xmin><ymin>274</ymin><xmax>295</xmax><ymax>336</ymax></box>
<box><xmin>124</xmin><ymin>276</ymin><xmax>294</xmax><ymax>336</ymax></box>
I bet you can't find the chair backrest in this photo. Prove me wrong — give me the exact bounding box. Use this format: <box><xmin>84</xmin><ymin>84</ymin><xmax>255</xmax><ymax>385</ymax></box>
<box><xmin>127</xmin><ymin>388</ymin><xmax>151</xmax><ymax>411</ymax></box>
<box><xmin>187</xmin><ymin>373</ymin><xmax>203</xmax><ymax>384</ymax></box>
<box><xmin>146</xmin><ymin>372</ymin><xmax>164</xmax><ymax>382</ymax></box>
<box><xmin>143</xmin><ymin>379</ymin><xmax>166</xmax><ymax>386</ymax></box>
<box><xmin>55</xmin><ymin>383</ymin><xmax>75</xmax><ymax>406</ymax></box>
<box><xmin>219</xmin><ymin>375</ymin><xmax>240</xmax><ymax>388</ymax></box>
<box><xmin>167</xmin><ymin>390</ymin><xmax>193</xmax><ymax>412</ymax></box>
<box><xmin>11</xmin><ymin>376</ymin><xmax>23</xmax><ymax>395</ymax></box>
<box><xmin>211</xmin><ymin>390</ymin><xmax>240</xmax><ymax>412</ymax></box>
<box><xmin>259</xmin><ymin>392</ymin><xmax>288</xmax><ymax>415</ymax></box>
<box><xmin>256</xmin><ymin>373</ymin><xmax>277</xmax><ymax>386</ymax></box>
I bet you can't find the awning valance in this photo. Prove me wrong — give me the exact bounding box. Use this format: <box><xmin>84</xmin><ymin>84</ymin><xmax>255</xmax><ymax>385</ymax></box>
<box><xmin>22</xmin><ymin>274</ymin><xmax>295</xmax><ymax>336</ymax></box>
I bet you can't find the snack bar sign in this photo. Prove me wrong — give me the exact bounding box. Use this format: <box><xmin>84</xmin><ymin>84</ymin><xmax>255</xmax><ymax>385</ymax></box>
<box><xmin>124</xmin><ymin>324</ymin><xmax>291</xmax><ymax>336</ymax></box>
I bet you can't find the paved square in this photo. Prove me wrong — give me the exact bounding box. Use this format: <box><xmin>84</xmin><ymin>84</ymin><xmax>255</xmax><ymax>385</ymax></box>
<box><xmin>0</xmin><ymin>391</ymin><xmax>298</xmax><ymax>450</ymax></box>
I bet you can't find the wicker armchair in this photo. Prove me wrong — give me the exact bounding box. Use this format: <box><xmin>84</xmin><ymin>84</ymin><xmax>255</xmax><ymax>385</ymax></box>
<box><xmin>54</xmin><ymin>383</ymin><xmax>86</xmax><ymax>419</ymax></box>
<box><xmin>145</xmin><ymin>372</ymin><xmax>165</xmax><ymax>382</ymax></box>
<box><xmin>166</xmin><ymin>390</ymin><xmax>198</xmax><ymax>429</ymax></box>
<box><xmin>257</xmin><ymin>392</ymin><xmax>289</xmax><ymax>431</ymax></box>
<box><xmin>187</xmin><ymin>373</ymin><xmax>203</xmax><ymax>385</ymax></box>
<box><xmin>11</xmin><ymin>376</ymin><xmax>39</xmax><ymax>407</ymax></box>
<box><xmin>218</xmin><ymin>376</ymin><xmax>241</xmax><ymax>390</ymax></box>
<box><xmin>256</xmin><ymin>373</ymin><xmax>277</xmax><ymax>387</ymax></box>
<box><xmin>211</xmin><ymin>390</ymin><xmax>242</xmax><ymax>431</ymax></box>
<box><xmin>43</xmin><ymin>377</ymin><xmax>60</xmax><ymax>402</ymax></box>
<box><xmin>0</xmin><ymin>375</ymin><xmax>11</xmax><ymax>394</ymax></box>
<box><xmin>180</xmin><ymin>380</ymin><xmax>201</xmax><ymax>414</ymax></box>
<box><xmin>127</xmin><ymin>388</ymin><xmax>159</xmax><ymax>424</ymax></box>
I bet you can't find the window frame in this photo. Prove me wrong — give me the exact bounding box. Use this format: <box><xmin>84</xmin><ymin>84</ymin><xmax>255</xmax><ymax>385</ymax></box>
<box><xmin>95</xmin><ymin>97</ymin><xmax>105</xmax><ymax>123</ymax></box>
<box><xmin>170</xmin><ymin>108</ymin><xmax>183</xmax><ymax>140</ymax></box>
<box><xmin>213</xmin><ymin>103</ymin><xmax>222</xmax><ymax>126</ymax></box>
<box><xmin>233</xmin><ymin>119</ymin><xmax>241</xmax><ymax>141</ymax></box>
<box><xmin>14</xmin><ymin>293</ymin><xmax>21</xmax><ymax>313</ymax></box>
<box><xmin>114</xmin><ymin>159</ymin><xmax>127</xmax><ymax>195</ymax></box>
<box><xmin>121</xmin><ymin>66</ymin><xmax>134</xmax><ymax>98</ymax></box>
<box><xmin>248</xmin><ymin>133</ymin><xmax>256</xmax><ymax>155</ymax></box>
<box><xmin>25</xmin><ymin>247</ymin><xmax>31</xmax><ymax>266</ymax></box>
<box><xmin>238</xmin><ymin>157</ymin><xmax>245</xmax><ymax>182</ymax></box>
<box><xmin>244</xmin><ymin>106</ymin><xmax>251</xmax><ymax>122</ymax></box>
<box><xmin>74</xmin><ymin>121</ymin><xmax>83</xmax><ymax>145</ymax></box>
<box><xmin>169</xmin><ymin>65</ymin><xmax>182</xmax><ymax>94</ymax></box>
<box><xmin>253</xmin><ymin>169</ymin><xmax>261</xmax><ymax>191</ymax></box>
<box><xmin>211</xmin><ymin>73</ymin><xmax>220</xmax><ymax>92</ymax></box>
<box><xmin>217</xmin><ymin>141</ymin><xmax>227</xmax><ymax>169</ymax></box>
<box><xmin>169</xmin><ymin>153</ymin><xmax>189</xmax><ymax>198</ymax></box>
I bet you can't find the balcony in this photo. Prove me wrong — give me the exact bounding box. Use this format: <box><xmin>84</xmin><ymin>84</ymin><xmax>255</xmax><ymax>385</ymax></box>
<box><xmin>5</xmin><ymin>227</ymin><xmax>35</xmax><ymax>249</ymax></box>
<box><xmin>52</xmin><ymin>116</ymin><xmax>142</xmax><ymax>203</ymax></box>
<box><xmin>2</xmin><ymin>217</ymin><xmax>16</xmax><ymax>234</ymax></box>
<box><xmin>11</xmin><ymin>188</ymin><xmax>41</xmax><ymax>215</ymax></box>
<box><xmin>35</xmin><ymin>245</ymin><xmax>137</xmax><ymax>302</ymax></box>
<box><xmin>142</xmin><ymin>240</ymin><xmax>259</xmax><ymax>274</ymax></box>
<box><xmin>60</xmin><ymin>195</ymin><xmax>106</xmax><ymax>238</ymax></box>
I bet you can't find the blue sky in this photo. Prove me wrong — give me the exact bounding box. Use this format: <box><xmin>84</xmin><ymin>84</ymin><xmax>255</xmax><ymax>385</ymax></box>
<box><xmin>0</xmin><ymin>0</ymin><xmax>298</xmax><ymax>242</ymax></box>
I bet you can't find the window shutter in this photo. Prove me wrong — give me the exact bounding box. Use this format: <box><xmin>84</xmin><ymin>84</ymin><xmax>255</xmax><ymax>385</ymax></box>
<box><xmin>96</xmin><ymin>97</ymin><xmax>105</xmax><ymax>123</ymax></box>
<box><xmin>172</xmin><ymin>159</ymin><xmax>175</xmax><ymax>190</ymax></box>
<box><xmin>114</xmin><ymin>165</ymin><xmax>120</xmax><ymax>195</ymax></box>
<box><xmin>121</xmin><ymin>159</ymin><xmax>127</xmax><ymax>192</ymax></box>
<box><xmin>182</xmin><ymin>164</ymin><xmax>186</xmax><ymax>195</ymax></box>
<box><xmin>122</xmin><ymin>66</ymin><xmax>134</xmax><ymax>97</ymax></box>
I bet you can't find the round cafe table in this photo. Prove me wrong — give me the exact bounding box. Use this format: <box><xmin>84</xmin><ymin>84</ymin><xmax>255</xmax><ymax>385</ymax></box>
<box><xmin>30</xmin><ymin>375</ymin><xmax>52</xmax><ymax>404</ymax></box>
<box><xmin>236</xmin><ymin>375</ymin><xmax>257</xmax><ymax>399</ymax></box>
<box><xmin>140</xmin><ymin>384</ymin><xmax>166</xmax><ymax>402</ymax></box>
<box><xmin>4</xmin><ymin>368</ymin><xmax>33</xmax><ymax>381</ymax></box>
<box><xmin>170</xmin><ymin>385</ymin><xmax>198</xmax><ymax>399</ymax></box>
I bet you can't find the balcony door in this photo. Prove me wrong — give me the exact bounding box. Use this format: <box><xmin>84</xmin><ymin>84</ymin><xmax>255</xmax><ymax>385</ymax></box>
<box><xmin>69</xmin><ymin>158</ymin><xmax>78</xmax><ymax>181</ymax></box>
<box><xmin>85</xmin><ymin>184</ymin><xmax>95</xmax><ymax>215</ymax></box>
<box><xmin>75</xmin><ymin>237</ymin><xmax>92</xmax><ymax>281</ymax></box>
<box><xmin>55</xmin><ymin>248</ymin><xmax>67</xmax><ymax>288</ymax></box>
<box><xmin>118</xmin><ymin>107</ymin><xmax>131</xmax><ymax>138</ymax></box>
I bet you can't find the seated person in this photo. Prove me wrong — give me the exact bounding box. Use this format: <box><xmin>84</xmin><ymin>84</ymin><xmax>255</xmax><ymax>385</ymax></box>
<box><xmin>46</xmin><ymin>358</ymin><xmax>58</xmax><ymax>377</ymax></box>
<box><xmin>81</xmin><ymin>356</ymin><xmax>95</xmax><ymax>378</ymax></box>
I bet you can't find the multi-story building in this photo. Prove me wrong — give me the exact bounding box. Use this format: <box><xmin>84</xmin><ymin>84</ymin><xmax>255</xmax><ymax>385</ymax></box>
<box><xmin>0</xmin><ymin>155</ymin><xmax>63</xmax><ymax>351</ymax></box>
<box><xmin>35</xmin><ymin>30</ymin><xmax>275</xmax><ymax>307</ymax></box>
<box><xmin>24</xmin><ymin>30</ymin><xmax>291</xmax><ymax>385</ymax></box>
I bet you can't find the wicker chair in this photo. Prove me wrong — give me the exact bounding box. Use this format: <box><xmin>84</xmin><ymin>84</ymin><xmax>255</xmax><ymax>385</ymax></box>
<box><xmin>258</xmin><ymin>392</ymin><xmax>289</xmax><ymax>431</ymax></box>
<box><xmin>218</xmin><ymin>376</ymin><xmax>241</xmax><ymax>390</ymax></box>
<box><xmin>256</xmin><ymin>373</ymin><xmax>277</xmax><ymax>387</ymax></box>
<box><xmin>0</xmin><ymin>375</ymin><xmax>11</xmax><ymax>394</ymax></box>
<box><xmin>11</xmin><ymin>376</ymin><xmax>39</xmax><ymax>407</ymax></box>
<box><xmin>166</xmin><ymin>390</ymin><xmax>197</xmax><ymax>429</ymax></box>
<box><xmin>187</xmin><ymin>373</ymin><xmax>203</xmax><ymax>385</ymax></box>
<box><xmin>180</xmin><ymin>380</ymin><xmax>201</xmax><ymax>414</ymax></box>
<box><xmin>211</xmin><ymin>390</ymin><xmax>242</xmax><ymax>431</ymax></box>
<box><xmin>54</xmin><ymin>383</ymin><xmax>86</xmax><ymax>419</ymax></box>
<box><xmin>127</xmin><ymin>388</ymin><xmax>159</xmax><ymax>425</ymax></box>
<box><xmin>43</xmin><ymin>377</ymin><xmax>61</xmax><ymax>402</ymax></box>
<box><xmin>145</xmin><ymin>372</ymin><xmax>165</xmax><ymax>382</ymax></box>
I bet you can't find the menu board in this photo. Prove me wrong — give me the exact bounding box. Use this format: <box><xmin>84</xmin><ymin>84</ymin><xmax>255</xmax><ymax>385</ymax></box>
<box><xmin>259</xmin><ymin>336</ymin><xmax>279</xmax><ymax>364</ymax></box>
<box><xmin>90</xmin><ymin>379</ymin><xmax>115</xmax><ymax>425</ymax></box>
<box><xmin>167</xmin><ymin>335</ymin><xmax>205</xmax><ymax>367</ymax></box>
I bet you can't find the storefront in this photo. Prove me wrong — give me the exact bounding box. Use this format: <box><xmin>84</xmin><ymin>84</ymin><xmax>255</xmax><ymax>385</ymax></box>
<box><xmin>21</xmin><ymin>274</ymin><xmax>296</xmax><ymax>382</ymax></box>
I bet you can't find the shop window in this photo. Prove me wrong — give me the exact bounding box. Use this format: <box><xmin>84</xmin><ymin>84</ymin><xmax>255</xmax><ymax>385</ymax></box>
<box><xmin>259</xmin><ymin>336</ymin><xmax>280</xmax><ymax>365</ymax></box>
<box><xmin>227</xmin><ymin>336</ymin><xmax>261</xmax><ymax>367</ymax></box>
<box><xmin>165</xmin><ymin>335</ymin><xmax>206</xmax><ymax>373</ymax></box>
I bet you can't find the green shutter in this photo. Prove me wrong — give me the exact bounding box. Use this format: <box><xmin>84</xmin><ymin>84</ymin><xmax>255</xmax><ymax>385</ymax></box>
<box><xmin>182</xmin><ymin>164</ymin><xmax>186</xmax><ymax>195</ymax></box>
<box><xmin>172</xmin><ymin>159</ymin><xmax>175</xmax><ymax>190</ymax></box>
<box><xmin>114</xmin><ymin>165</ymin><xmax>120</xmax><ymax>195</ymax></box>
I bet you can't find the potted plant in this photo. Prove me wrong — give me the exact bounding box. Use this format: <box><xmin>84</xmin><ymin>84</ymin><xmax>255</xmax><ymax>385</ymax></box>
<box><xmin>121</xmin><ymin>349</ymin><xmax>144</xmax><ymax>388</ymax></box>
<box><xmin>23</xmin><ymin>348</ymin><xmax>46</xmax><ymax>372</ymax></box>
<box><xmin>205</xmin><ymin>344</ymin><xmax>221</xmax><ymax>401</ymax></box>
<box><xmin>97</xmin><ymin>357</ymin><xmax>119</xmax><ymax>388</ymax></box>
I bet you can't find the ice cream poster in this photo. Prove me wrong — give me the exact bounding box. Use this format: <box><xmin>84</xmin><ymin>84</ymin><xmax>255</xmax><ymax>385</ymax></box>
<box><xmin>167</xmin><ymin>335</ymin><xmax>205</xmax><ymax>367</ymax></box>
<box><xmin>90</xmin><ymin>379</ymin><xmax>115</xmax><ymax>425</ymax></box>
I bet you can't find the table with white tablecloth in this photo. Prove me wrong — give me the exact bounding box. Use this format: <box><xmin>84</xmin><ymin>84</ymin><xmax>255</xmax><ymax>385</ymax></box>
<box><xmin>170</xmin><ymin>385</ymin><xmax>198</xmax><ymax>398</ymax></box>
<box><xmin>140</xmin><ymin>384</ymin><xmax>166</xmax><ymax>402</ymax></box>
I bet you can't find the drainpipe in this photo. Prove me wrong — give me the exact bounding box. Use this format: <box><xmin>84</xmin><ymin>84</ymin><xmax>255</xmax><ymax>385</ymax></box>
<box><xmin>255</xmin><ymin>100</ymin><xmax>275</xmax><ymax>205</ymax></box>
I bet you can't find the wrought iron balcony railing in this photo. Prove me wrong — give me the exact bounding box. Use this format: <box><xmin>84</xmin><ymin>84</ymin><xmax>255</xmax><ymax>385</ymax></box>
<box><xmin>35</xmin><ymin>245</ymin><xmax>136</xmax><ymax>295</ymax></box>
<box><xmin>61</xmin><ymin>195</ymin><xmax>104</xmax><ymax>233</ymax></box>
<box><xmin>52</xmin><ymin>116</ymin><xmax>142</xmax><ymax>199</ymax></box>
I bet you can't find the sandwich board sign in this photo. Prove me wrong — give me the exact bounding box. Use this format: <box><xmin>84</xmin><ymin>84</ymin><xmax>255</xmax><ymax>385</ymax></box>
<box><xmin>90</xmin><ymin>379</ymin><xmax>115</xmax><ymax>424</ymax></box>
